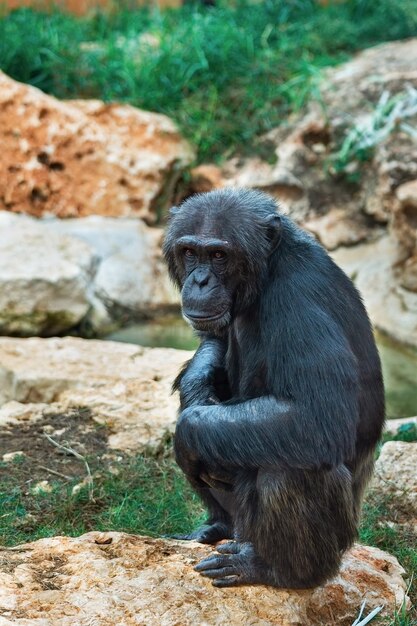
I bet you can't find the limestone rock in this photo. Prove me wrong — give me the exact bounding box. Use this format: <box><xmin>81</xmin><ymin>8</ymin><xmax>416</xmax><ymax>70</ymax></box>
<box><xmin>193</xmin><ymin>41</ymin><xmax>417</xmax><ymax>233</ymax></box>
<box><xmin>394</xmin><ymin>179</ymin><xmax>417</xmax><ymax>292</ymax></box>
<box><xmin>331</xmin><ymin>235</ymin><xmax>417</xmax><ymax>348</ymax></box>
<box><xmin>373</xmin><ymin>441</ymin><xmax>417</xmax><ymax>520</ymax></box>
<box><xmin>396</xmin><ymin>179</ymin><xmax>417</xmax><ymax>210</ymax></box>
<box><xmin>0</xmin><ymin>214</ymin><xmax>95</xmax><ymax>336</ymax></box>
<box><xmin>304</xmin><ymin>208</ymin><xmax>370</xmax><ymax>250</ymax></box>
<box><xmin>213</xmin><ymin>39</ymin><xmax>417</xmax><ymax>345</ymax></box>
<box><xmin>0</xmin><ymin>336</ymin><xmax>190</xmax><ymax>452</ymax></box>
<box><xmin>0</xmin><ymin>212</ymin><xmax>179</xmax><ymax>335</ymax></box>
<box><xmin>384</xmin><ymin>416</ymin><xmax>417</xmax><ymax>436</ymax></box>
<box><xmin>0</xmin><ymin>532</ymin><xmax>408</xmax><ymax>626</ymax></box>
<box><xmin>47</xmin><ymin>212</ymin><xmax>180</xmax><ymax>324</ymax></box>
<box><xmin>189</xmin><ymin>164</ymin><xmax>224</xmax><ymax>193</ymax></box>
<box><xmin>0</xmin><ymin>71</ymin><xmax>194</xmax><ymax>223</ymax></box>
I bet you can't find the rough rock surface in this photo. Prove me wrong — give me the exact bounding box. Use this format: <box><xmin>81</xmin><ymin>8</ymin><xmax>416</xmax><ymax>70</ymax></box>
<box><xmin>331</xmin><ymin>235</ymin><xmax>417</xmax><ymax>348</ymax></box>
<box><xmin>259</xmin><ymin>39</ymin><xmax>417</xmax><ymax>230</ymax></box>
<box><xmin>373</xmin><ymin>441</ymin><xmax>417</xmax><ymax>520</ymax></box>
<box><xmin>0</xmin><ymin>336</ymin><xmax>189</xmax><ymax>451</ymax></box>
<box><xmin>0</xmin><ymin>212</ymin><xmax>179</xmax><ymax>335</ymax></box>
<box><xmin>0</xmin><ymin>532</ymin><xmax>409</xmax><ymax>626</ymax></box>
<box><xmin>0</xmin><ymin>71</ymin><xmax>194</xmax><ymax>223</ymax></box>
<box><xmin>0</xmin><ymin>216</ymin><xmax>95</xmax><ymax>336</ymax></box>
<box><xmin>191</xmin><ymin>40</ymin><xmax>417</xmax><ymax>346</ymax></box>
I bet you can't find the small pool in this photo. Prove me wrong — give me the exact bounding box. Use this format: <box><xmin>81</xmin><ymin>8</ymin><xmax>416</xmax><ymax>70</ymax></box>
<box><xmin>106</xmin><ymin>319</ymin><xmax>417</xmax><ymax>419</ymax></box>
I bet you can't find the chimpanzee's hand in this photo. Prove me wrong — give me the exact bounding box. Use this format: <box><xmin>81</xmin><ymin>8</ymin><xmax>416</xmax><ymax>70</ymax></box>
<box><xmin>174</xmin><ymin>337</ymin><xmax>227</xmax><ymax>410</ymax></box>
<box><xmin>174</xmin><ymin>406</ymin><xmax>208</xmax><ymax>477</ymax></box>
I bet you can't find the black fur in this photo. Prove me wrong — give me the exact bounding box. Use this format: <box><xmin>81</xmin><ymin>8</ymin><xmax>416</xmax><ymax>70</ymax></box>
<box><xmin>163</xmin><ymin>188</ymin><xmax>384</xmax><ymax>588</ymax></box>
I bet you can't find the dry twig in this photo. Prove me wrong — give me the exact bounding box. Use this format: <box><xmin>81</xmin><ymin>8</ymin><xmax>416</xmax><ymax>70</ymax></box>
<box><xmin>44</xmin><ymin>434</ymin><xmax>94</xmax><ymax>501</ymax></box>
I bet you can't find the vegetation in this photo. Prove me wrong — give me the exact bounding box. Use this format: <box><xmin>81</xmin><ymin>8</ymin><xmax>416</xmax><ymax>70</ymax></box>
<box><xmin>1</xmin><ymin>0</ymin><xmax>417</xmax><ymax>160</ymax></box>
<box><xmin>0</xmin><ymin>448</ymin><xmax>203</xmax><ymax>546</ymax></box>
<box><xmin>330</xmin><ymin>86</ymin><xmax>417</xmax><ymax>176</ymax></box>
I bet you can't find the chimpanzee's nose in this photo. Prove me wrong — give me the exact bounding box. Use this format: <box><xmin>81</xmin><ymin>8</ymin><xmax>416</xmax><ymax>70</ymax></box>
<box><xmin>193</xmin><ymin>267</ymin><xmax>210</xmax><ymax>287</ymax></box>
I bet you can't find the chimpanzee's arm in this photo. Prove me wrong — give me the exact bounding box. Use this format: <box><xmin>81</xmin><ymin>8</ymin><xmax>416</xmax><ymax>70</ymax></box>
<box><xmin>173</xmin><ymin>336</ymin><xmax>229</xmax><ymax>410</ymax></box>
<box><xmin>175</xmin><ymin>331</ymin><xmax>359</xmax><ymax>470</ymax></box>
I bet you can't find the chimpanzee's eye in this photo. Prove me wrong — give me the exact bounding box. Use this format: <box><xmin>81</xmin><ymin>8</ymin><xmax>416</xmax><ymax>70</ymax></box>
<box><xmin>184</xmin><ymin>248</ymin><xmax>195</xmax><ymax>258</ymax></box>
<box><xmin>212</xmin><ymin>250</ymin><xmax>226</xmax><ymax>260</ymax></box>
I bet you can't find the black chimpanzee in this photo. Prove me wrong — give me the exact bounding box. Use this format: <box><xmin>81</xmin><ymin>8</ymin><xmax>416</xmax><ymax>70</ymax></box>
<box><xmin>163</xmin><ymin>188</ymin><xmax>384</xmax><ymax>589</ymax></box>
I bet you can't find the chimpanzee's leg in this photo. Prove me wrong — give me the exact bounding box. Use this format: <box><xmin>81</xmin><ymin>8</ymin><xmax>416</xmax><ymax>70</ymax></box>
<box><xmin>170</xmin><ymin>473</ymin><xmax>235</xmax><ymax>543</ymax></box>
<box><xmin>195</xmin><ymin>465</ymin><xmax>356</xmax><ymax>587</ymax></box>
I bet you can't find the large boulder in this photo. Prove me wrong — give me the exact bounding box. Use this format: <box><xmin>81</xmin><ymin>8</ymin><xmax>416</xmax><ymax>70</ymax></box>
<box><xmin>0</xmin><ymin>336</ymin><xmax>189</xmax><ymax>451</ymax></box>
<box><xmin>0</xmin><ymin>216</ymin><xmax>95</xmax><ymax>336</ymax></box>
<box><xmin>0</xmin><ymin>71</ymin><xmax>194</xmax><ymax>224</ymax></box>
<box><xmin>0</xmin><ymin>532</ymin><xmax>409</xmax><ymax>626</ymax></box>
<box><xmin>0</xmin><ymin>212</ymin><xmax>179</xmax><ymax>336</ymax></box>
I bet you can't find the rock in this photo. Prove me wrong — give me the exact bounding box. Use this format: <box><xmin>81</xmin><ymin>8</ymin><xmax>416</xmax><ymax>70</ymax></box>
<box><xmin>210</xmin><ymin>39</ymin><xmax>417</xmax><ymax>345</ymax></box>
<box><xmin>47</xmin><ymin>212</ymin><xmax>180</xmax><ymax>325</ymax></box>
<box><xmin>373</xmin><ymin>442</ymin><xmax>417</xmax><ymax>520</ymax></box>
<box><xmin>0</xmin><ymin>336</ymin><xmax>189</xmax><ymax>452</ymax></box>
<box><xmin>31</xmin><ymin>480</ymin><xmax>53</xmax><ymax>494</ymax></box>
<box><xmin>0</xmin><ymin>212</ymin><xmax>179</xmax><ymax>335</ymax></box>
<box><xmin>220</xmin><ymin>157</ymin><xmax>305</xmax><ymax>216</ymax></box>
<box><xmin>2</xmin><ymin>450</ymin><xmax>25</xmax><ymax>462</ymax></box>
<box><xmin>189</xmin><ymin>164</ymin><xmax>224</xmax><ymax>193</ymax></box>
<box><xmin>0</xmin><ymin>214</ymin><xmax>95</xmax><ymax>336</ymax></box>
<box><xmin>0</xmin><ymin>71</ymin><xmax>194</xmax><ymax>224</ymax></box>
<box><xmin>0</xmin><ymin>401</ymin><xmax>48</xmax><ymax>426</ymax></box>
<box><xmin>331</xmin><ymin>235</ymin><xmax>417</xmax><ymax>348</ymax></box>
<box><xmin>394</xmin><ymin>179</ymin><xmax>417</xmax><ymax>292</ymax></box>
<box><xmin>384</xmin><ymin>416</ymin><xmax>417</xmax><ymax>436</ymax></box>
<box><xmin>396</xmin><ymin>179</ymin><xmax>417</xmax><ymax>210</ymax></box>
<box><xmin>0</xmin><ymin>532</ymin><xmax>408</xmax><ymax>625</ymax></box>
<box><xmin>304</xmin><ymin>208</ymin><xmax>370</xmax><ymax>250</ymax></box>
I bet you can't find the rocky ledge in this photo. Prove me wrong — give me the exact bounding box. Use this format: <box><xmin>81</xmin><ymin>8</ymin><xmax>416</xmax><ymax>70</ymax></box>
<box><xmin>0</xmin><ymin>533</ymin><xmax>409</xmax><ymax>626</ymax></box>
<box><xmin>0</xmin><ymin>336</ymin><xmax>189</xmax><ymax>452</ymax></box>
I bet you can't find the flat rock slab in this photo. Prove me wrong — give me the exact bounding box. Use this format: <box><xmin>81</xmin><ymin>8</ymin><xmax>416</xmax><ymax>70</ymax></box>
<box><xmin>0</xmin><ymin>336</ymin><xmax>190</xmax><ymax>452</ymax></box>
<box><xmin>0</xmin><ymin>532</ymin><xmax>408</xmax><ymax>626</ymax></box>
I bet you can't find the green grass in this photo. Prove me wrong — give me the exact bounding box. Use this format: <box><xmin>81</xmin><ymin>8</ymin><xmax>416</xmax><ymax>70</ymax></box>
<box><xmin>0</xmin><ymin>452</ymin><xmax>204</xmax><ymax>546</ymax></box>
<box><xmin>330</xmin><ymin>86</ymin><xmax>417</xmax><ymax>177</ymax></box>
<box><xmin>1</xmin><ymin>0</ymin><xmax>417</xmax><ymax>161</ymax></box>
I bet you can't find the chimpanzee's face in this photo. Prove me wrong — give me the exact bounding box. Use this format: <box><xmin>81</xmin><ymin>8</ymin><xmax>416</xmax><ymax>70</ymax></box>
<box><xmin>163</xmin><ymin>189</ymin><xmax>282</xmax><ymax>333</ymax></box>
<box><xmin>174</xmin><ymin>233</ymin><xmax>234</xmax><ymax>332</ymax></box>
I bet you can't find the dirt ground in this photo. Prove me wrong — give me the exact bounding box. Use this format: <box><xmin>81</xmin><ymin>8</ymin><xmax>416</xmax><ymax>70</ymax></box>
<box><xmin>0</xmin><ymin>407</ymin><xmax>110</xmax><ymax>488</ymax></box>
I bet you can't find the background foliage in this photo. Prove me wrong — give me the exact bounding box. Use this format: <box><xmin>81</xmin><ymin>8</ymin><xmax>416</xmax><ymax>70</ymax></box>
<box><xmin>1</xmin><ymin>0</ymin><xmax>417</xmax><ymax>160</ymax></box>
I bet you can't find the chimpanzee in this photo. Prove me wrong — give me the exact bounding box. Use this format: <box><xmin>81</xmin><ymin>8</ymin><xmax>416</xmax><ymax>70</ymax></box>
<box><xmin>163</xmin><ymin>188</ymin><xmax>384</xmax><ymax>588</ymax></box>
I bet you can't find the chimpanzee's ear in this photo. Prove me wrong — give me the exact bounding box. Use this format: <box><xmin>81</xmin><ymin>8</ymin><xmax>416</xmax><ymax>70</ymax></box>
<box><xmin>169</xmin><ymin>205</ymin><xmax>181</xmax><ymax>217</ymax></box>
<box><xmin>265</xmin><ymin>213</ymin><xmax>282</xmax><ymax>253</ymax></box>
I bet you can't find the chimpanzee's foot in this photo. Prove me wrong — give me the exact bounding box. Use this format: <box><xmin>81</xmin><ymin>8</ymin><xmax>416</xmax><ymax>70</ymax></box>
<box><xmin>170</xmin><ymin>521</ymin><xmax>232</xmax><ymax>544</ymax></box>
<box><xmin>194</xmin><ymin>541</ymin><xmax>275</xmax><ymax>587</ymax></box>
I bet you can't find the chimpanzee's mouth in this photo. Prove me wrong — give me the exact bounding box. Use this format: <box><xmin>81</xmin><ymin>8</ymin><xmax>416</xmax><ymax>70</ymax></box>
<box><xmin>184</xmin><ymin>310</ymin><xmax>228</xmax><ymax>323</ymax></box>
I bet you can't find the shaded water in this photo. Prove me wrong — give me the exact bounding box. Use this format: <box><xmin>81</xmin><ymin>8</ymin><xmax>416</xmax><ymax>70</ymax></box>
<box><xmin>107</xmin><ymin>319</ymin><xmax>417</xmax><ymax>419</ymax></box>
